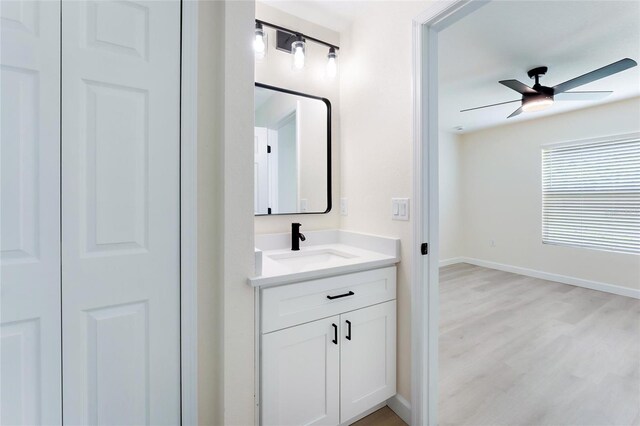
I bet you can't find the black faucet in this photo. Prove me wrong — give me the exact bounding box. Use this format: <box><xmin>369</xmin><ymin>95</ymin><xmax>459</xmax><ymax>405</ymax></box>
<box><xmin>291</xmin><ymin>223</ymin><xmax>306</xmax><ymax>251</ymax></box>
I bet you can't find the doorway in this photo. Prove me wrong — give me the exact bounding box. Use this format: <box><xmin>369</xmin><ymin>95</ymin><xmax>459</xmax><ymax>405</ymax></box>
<box><xmin>413</xmin><ymin>1</ymin><xmax>640</xmax><ymax>424</ymax></box>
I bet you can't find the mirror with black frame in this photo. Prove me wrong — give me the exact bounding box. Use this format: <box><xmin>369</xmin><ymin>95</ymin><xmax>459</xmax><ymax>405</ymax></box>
<box><xmin>254</xmin><ymin>83</ymin><xmax>331</xmax><ymax>215</ymax></box>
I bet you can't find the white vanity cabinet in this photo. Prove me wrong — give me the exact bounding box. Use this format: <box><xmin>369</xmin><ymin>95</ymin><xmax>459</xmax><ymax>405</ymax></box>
<box><xmin>260</xmin><ymin>266</ymin><xmax>397</xmax><ymax>426</ymax></box>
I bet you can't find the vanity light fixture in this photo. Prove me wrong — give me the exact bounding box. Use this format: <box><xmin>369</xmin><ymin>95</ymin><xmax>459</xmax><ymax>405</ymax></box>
<box><xmin>254</xmin><ymin>21</ymin><xmax>267</xmax><ymax>59</ymax></box>
<box><xmin>326</xmin><ymin>47</ymin><xmax>337</xmax><ymax>78</ymax></box>
<box><xmin>254</xmin><ymin>19</ymin><xmax>340</xmax><ymax>74</ymax></box>
<box><xmin>292</xmin><ymin>35</ymin><xmax>306</xmax><ymax>70</ymax></box>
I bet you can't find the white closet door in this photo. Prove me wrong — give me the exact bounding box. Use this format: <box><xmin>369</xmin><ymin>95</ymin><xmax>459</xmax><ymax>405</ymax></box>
<box><xmin>61</xmin><ymin>1</ymin><xmax>181</xmax><ymax>424</ymax></box>
<box><xmin>0</xmin><ymin>1</ymin><xmax>62</xmax><ymax>424</ymax></box>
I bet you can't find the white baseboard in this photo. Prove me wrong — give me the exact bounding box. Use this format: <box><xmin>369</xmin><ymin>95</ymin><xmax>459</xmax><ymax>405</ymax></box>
<box><xmin>445</xmin><ymin>257</ymin><xmax>640</xmax><ymax>299</ymax></box>
<box><xmin>387</xmin><ymin>394</ymin><xmax>411</xmax><ymax>424</ymax></box>
<box><xmin>439</xmin><ymin>257</ymin><xmax>464</xmax><ymax>267</ymax></box>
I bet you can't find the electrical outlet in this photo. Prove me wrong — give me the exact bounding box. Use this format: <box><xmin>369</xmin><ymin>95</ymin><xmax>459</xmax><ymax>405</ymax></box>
<box><xmin>392</xmin><ymin>198</ymin><xmax>410</xmax><ymax>221</ymax></box>
<box><xmin>340</xmin><ymin>198</ymin><xmax>348</xmax><ymax>216</ymax></box>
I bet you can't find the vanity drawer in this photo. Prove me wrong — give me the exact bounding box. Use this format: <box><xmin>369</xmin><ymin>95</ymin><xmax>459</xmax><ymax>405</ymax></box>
<box><xmin>261</xmin><ymin>266</ymin><xmax>396</xmax><ymax>333</ymax></box>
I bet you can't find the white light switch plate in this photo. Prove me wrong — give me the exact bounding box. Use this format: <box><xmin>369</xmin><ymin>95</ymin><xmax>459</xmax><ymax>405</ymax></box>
<box><xmin>300</xmin><ymin>199</ymin><xmax>308</xmax><ymax>212</ymax></box>
<box><xmin>392</xmin><ymin>198</ymin><xmax>409</xmax><ymax>221</ymax></box>
<box><xmin>340</xmin><ymin>198</ymin><xmax>348</xmax><ymax>216</ymax></box>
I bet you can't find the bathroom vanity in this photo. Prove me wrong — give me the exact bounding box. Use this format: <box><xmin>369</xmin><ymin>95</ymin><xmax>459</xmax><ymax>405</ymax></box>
<box><xmin>249</xmin><ymin>230</ymin><xmax>400</xmax><ymax>425</ymax></box>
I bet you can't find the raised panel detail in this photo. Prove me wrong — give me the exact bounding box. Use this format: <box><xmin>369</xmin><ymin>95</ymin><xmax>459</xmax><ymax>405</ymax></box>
<box><xmin>0</xmin><ymin>1</ymin><xmax>39</xmax><ymax>35</ymax></box>
<box><xmin>1</xmin><ymin>66</ymin><xmax>39</xmax><ymax>263</ymax></box>
<box><xmin>86</xmin><ymin>1</ymin><xmax>149</xmax><ymax>59</ymax></box>
<box><xmin>340</xmin><ymin>301</ymin><xmax>396</xmax><ymax>421</ymax></box>
<box><xmin>345</xmin><ymin>315</ymin><xmax>387</xmax><ymax>401</ymax></box>
<box><xmin>86</xmin><ymin>302</ymin><xmax>149</xmax><ymax>425</ymax></box>
<box><xmin>1</xmin><ymin>319</ymin><xmax>41</xmax><ymax>426</ymax></box>
<box><xmin>84</xmin><ymin>80</ymin><xmax>148</xmax><ymax>256</ymax></box>
<box><xmin>262</xmin><ymin>316</ymin><xmax>340</xmax><ymax>426</ymax></box>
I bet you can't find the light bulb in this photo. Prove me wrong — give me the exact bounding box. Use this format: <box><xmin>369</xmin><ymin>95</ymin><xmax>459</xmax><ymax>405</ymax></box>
<box><xmin>254</xmin><ymin>23</ymin><xmax>266</xmax><ymax>59</ymax></box>
<box><xmin>326</xmin><ymin>47</ymin><xmax>337</xmax><ymax>78</ymax></box>
<box><xmin>292</xmin><ymin>37</ymin><xmax>305</xmax><ymax>70</ymax></box>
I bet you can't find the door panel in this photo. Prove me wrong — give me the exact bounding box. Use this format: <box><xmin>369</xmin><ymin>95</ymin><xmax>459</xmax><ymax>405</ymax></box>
<box><xmin>341</xmin><ymin>301</ymin><xmax>397</xmax><ymax>422</ymax></box>
<box><xmin>0</xmin><ymin>1</ymin><xmax>61</xmax><ymax>424</ymax></box>
<box><xmin>262</xmin><ymin>316</ymin><xmax>340</xmax><ymax>426</ymax></box>
<box><xmin>61</xmin><ymin>1</ymin><xmax>181</xmax><ymax>424</ymax></box>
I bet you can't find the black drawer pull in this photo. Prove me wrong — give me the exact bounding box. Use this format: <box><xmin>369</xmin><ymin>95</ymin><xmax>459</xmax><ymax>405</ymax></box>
<box><xmin>346</xmin><ymin>320</ymin><xmax>352</xmax><ymax>340</ymax></box>
<box><xmin>327</xmin><ymin>291</ymin><xmax>354</xmax><ymax>300</ymax></box>
<box><xmin>332</xmin><ymin>323</ymin><xmax>338</xmax><ymax>344</ymax></box>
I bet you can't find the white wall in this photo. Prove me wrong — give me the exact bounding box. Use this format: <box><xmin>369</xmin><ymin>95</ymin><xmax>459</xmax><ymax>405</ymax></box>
<box><xmin>339</xmin><ymin>0</ymin><xmax>438</xmax><ymax>405</ymax></box>
<box><xmin>221</xmin><ymin>2</ymin><xmax>257</xmax><ymax>425</ymax></box>
<box><xmin>197</xmin><ymin>1</ymin><xmax>256</xmax><ymax>425</ymax></box>
<box><xmin>440</xmin><ymin>97</ymin><xmax>640</xmax><ymax>292</ymax></box>
<box><xmin>255</xmin><ymin>3</ymin><xmax>341</xmax><ymax>232</ymax></box>
<box><xmin>196</xmin><ymin>3</ymin><xmax>224</xmax><ymax>423</ymax></box>
<box><xmin>439</xmin><ymin>131</ymin><xmax>464</xmax><ymax>261</ymax></box>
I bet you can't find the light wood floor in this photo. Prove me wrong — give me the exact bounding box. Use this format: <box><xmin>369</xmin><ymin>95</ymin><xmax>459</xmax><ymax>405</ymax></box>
<box><xmin>439</xmin><ymin>263</ymin><xmax>640</xmax><ymax>426</ymax></box>
<box><xmin>352</xmin><ymin>406</ymin><xmax>406</xmax><ymax>426</ymax></box>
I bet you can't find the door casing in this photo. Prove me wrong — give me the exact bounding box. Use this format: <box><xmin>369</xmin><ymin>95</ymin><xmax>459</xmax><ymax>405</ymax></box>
<box><xmin>410</xmin><ymin>1</ymin><xmax>490</xmax><ymax>425</ymax></box>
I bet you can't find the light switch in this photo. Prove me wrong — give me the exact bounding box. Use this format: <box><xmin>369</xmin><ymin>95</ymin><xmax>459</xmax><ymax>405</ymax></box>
<box><xmin>340</xmin><ymin>198</ymin><xmax>348</xmax><ymax>216</ymax></box>
<box><xmin>392</xmin><ymin>198</ymin><xmax>409</xmax><ymax>221</ymax></box>
<box><xmin>300</xmin><ymin>199</ymin><xmax>308</xmax><ymax>212</ymax></box>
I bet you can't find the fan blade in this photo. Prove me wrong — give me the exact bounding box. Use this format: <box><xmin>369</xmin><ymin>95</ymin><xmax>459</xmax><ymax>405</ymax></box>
<box><xmin>555</xmin><ymin>91</ymin><xmax>613</xmax><ymax>101</ymax></box>
<box><xmin>507</xmin><ymin>106</ymin><xmax>523</xmax><ymax>118</ymax></box>
<box><xmin>499</xmin><ymin>79</ymin><xmax>537</xmax><ymax>94</ymax></box>
<box><xmin>553</xmin><ymin>58</ymin><xmax>637</xmax><ymax>94</ymax></box>
<box><xmin>460</xmin><ymin>99</ymin><xmax>521</xmax><ymax>112</ymax></box>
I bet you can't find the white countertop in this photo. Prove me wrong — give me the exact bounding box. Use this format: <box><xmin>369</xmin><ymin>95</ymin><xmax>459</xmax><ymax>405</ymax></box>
<box><xmin>248</xmin><ymin>230</ymin><xmax>400</xmax><ymax>288</ymax></box>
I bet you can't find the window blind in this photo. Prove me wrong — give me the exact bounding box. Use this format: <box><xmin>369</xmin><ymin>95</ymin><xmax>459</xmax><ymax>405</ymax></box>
<box><xmin>542</xmin><ymin>134</ymin><xmax>640</xmax><ymax>254</ymax></box>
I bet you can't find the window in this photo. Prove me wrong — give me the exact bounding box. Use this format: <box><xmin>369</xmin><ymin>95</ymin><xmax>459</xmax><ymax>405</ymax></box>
<box><xmin>542</xmin><ymin>133</ymin><xmax>640</xmax><ymax>254</ymax></box>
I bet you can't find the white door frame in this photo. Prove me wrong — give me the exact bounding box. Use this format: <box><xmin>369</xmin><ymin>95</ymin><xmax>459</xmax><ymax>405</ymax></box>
<box><xmin>410</xmin><ymin>1</ymin><xmax>489</xmax><ymax>424</ymax></box>
<box><xmin>180</xmin><ymin>1</ymin><xmax>199</xmax><ymax>424</ymax></box>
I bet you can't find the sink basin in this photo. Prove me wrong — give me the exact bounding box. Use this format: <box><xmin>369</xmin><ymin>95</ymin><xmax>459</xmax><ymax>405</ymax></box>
<box><xmin>266</xmin><ymin>249</ymin><xmax>357</xmax><ymax>271</ymax></box>
<box><xmin>250</xmin><ymin>230</ymin><xmax>400</xmax><ymax>287</ymax></box>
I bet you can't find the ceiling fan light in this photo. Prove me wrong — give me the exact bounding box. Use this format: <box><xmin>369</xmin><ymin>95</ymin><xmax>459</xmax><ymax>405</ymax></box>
<box><xmin>522</xmin><ymin>97</ymin><xmax>554</xmax><ymax>112</ymax></box>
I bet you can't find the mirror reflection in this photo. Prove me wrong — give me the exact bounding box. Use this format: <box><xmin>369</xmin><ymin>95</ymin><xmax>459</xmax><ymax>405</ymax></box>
<box><xmin>254</xmin><ymin>83</ymin><xmax>331</xmax><ymax>215</ymax></box>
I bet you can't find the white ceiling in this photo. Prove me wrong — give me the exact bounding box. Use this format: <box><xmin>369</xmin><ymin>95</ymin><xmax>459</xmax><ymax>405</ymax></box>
<box><xmin>259</xmin><ymin>0</ymin><xmax>360</xmax><ymax>32</ymax></box>
<box><xmin>439</xmin><ymin>0</ymin><xmax>640</xmax><ymax>133</ymax></box>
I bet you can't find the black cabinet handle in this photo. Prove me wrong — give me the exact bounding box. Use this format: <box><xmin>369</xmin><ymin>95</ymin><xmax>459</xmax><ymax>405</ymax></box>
<box><xmin>332</xmin><ymin>323</ymin><xmax>338</xmax><ymax>344</ymax></box>
<box><xmin>327</xmin><ymin>291</ymin><xmax>355</xmax><ymax>300</ymax></box>
<box><xmin>346</xmin><ymin>320</ymin><xmax>352</xmax><ymax>340</ymax></box>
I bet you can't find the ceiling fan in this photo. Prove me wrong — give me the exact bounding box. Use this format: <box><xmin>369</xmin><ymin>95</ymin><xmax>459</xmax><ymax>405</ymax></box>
<box><xmin>461</xmin><ymin>58</ymin><xmax>638</xmax><ymax>118</ymax></box>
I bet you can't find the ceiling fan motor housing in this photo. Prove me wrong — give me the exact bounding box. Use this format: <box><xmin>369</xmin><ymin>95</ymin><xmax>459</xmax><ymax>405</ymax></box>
<box><xmin>524</xmin><ymin>85</ymin><xmax>554</xmax><ymax>101</ymax></box>
<box><xmin>527</xmin><ymin>66</ymin><xmax>548</xmax><ymax>79</ymax></box>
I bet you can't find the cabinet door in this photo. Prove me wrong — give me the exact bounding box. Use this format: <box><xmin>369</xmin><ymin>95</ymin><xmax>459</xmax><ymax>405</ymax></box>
<box><xmin>1</xmin><ymin>1</ymin><xmax>62</xmax><ymax>424</ymax></box>
<box><xmin>262</xmin><ymin>316</ymin><xmax>340</xmax><ymax>426</ymax></box>
<box><xmin>61</xmin><ymin>1</ymin><xmax>181</xmax><ymax>424</ymax></box>
<box><xmin>341</xmin><ymin>301</ymin><xmax>396</xmax><ymax>422</ymax></box>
